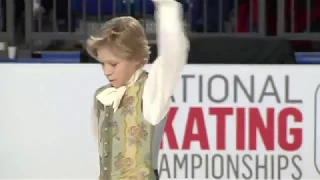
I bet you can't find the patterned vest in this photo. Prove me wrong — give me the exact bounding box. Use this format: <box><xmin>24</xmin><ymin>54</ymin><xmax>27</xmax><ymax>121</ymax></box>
<box><xmin>94</xmin><ymin>71</ymin><xmax>157</xmax><ymax>180</ymax></box>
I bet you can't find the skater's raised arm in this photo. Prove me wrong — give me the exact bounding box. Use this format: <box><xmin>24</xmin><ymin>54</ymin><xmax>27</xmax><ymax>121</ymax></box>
<box><xmin>143</xmin><ymin>0</ymin><xmax>190</xmax><ymax>125</ymax></box>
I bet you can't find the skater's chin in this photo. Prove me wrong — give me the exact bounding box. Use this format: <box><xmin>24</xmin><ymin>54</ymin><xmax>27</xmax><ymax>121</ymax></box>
<box><xmin>110</xmin><ymin>81</ymin><xmax>121</xmax><ymax>88</ymax></box>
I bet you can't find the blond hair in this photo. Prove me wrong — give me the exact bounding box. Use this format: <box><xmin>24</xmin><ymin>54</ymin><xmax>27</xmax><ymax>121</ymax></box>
<box><xmin>86</xmin><ymin>16</ymin><xmax>150</xmax><ymax>62</ymax></box>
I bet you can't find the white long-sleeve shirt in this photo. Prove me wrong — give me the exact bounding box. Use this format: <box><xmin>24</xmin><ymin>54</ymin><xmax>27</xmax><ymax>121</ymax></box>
<box><xmin>144</xmin><ymin>0</ymin><xmax>189</xmax><ymax>168</ymax></box>
<box><xmin>143</xmin><ymin>0</ymin><xmax>189</xmax><ymax>125</ymax></box>
<box><xmin>96</xmin><ymin>0</ymin><xmax>189</xmax><ymax>169</ymax></box>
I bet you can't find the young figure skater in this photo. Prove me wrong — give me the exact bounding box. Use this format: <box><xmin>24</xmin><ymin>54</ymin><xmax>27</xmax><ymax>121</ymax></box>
<box><xmin>87</xmin><ymin>0</ymin><xmax>189</xmax><ymax>179</ymax></box>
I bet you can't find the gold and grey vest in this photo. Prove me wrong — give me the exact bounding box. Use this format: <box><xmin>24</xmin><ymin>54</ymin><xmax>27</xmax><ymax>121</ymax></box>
<box><xmin>94</xmin><ymin>71</ymin><xmax>159</xmax><ymax>180</ymax></box>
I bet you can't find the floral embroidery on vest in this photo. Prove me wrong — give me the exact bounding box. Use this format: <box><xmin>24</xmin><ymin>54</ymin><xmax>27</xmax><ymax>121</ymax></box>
<box><xmin>128</xmin><ymin>122</ymin><xmax>148</xmax><ymax>147</ymax></box>
<box><xmin>114</xmin><ymin>152</ymin><xmax>134</xmax><ymax>172</ymax></box>
<box><xmin>121</xmin><ymin>96</ymin><xmax>135</xmax><ymax>116</ymax></box>
<box><xmin>107</xmin><ymin>120</ymin><xmax>120</xmax><ymax>140</ymax></box>
<box><xmin>97</xmin><ymin>71</ymin><xmax>157</xmax><ymax>180</ymax></box>
<box><xmin>128</xmin><ymin>171</ymin><xmax>149</xmax><ymax>180</ymax></box>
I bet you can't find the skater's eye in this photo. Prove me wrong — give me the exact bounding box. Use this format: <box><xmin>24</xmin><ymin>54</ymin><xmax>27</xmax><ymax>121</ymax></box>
<box><xmin>110</xmin><ymin>63</ymin><xmax>118</xmax><ymax>67</ymax></box>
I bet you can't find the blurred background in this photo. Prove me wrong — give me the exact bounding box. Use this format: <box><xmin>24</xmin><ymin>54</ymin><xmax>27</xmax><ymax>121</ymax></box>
<box><xmin>1</xmin><ymin>0</ymin><xmax>320</xmax><ymax>64</ymax></box>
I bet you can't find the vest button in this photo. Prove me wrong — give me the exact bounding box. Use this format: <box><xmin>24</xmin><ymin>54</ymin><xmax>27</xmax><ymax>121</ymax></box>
<box><xmin>104</xmin><ymin>128</ymin><xmax>108</xmax><ymax>131</ymax></box>
<box><xmin>104</xmin><ymin>167</ymin><xmax>107</xmax><ymax>171</ymax></box>
<box><xmin>104</xmin><ymin>152</ymin><xmax>108</xmax><ymax>157</ymax></box>
<box><xmin>104</xmin><ymin>142</ymin><xmax>108</xmax><ymax>145</ymax></box>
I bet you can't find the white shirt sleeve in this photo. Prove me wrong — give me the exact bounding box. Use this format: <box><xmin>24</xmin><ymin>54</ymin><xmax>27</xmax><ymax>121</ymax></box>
<box><xmin>142</xmin><ymin>0</ymin><xmax>190</xmax><ymax>125</ymax></box>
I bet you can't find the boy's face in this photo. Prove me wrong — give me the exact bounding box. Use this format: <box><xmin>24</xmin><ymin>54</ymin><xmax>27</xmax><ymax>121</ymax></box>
<box><xmin>97</xmin><ymin>47</ymin><xmax>140</xmax><ymax>88</ymax></box>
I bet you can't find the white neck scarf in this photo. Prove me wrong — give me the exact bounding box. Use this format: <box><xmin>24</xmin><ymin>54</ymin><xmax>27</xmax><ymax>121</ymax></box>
<box><xmin>96</xmin><ymin>68</ymin><xmax>143</xmax><ymax>112</ymax></box>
